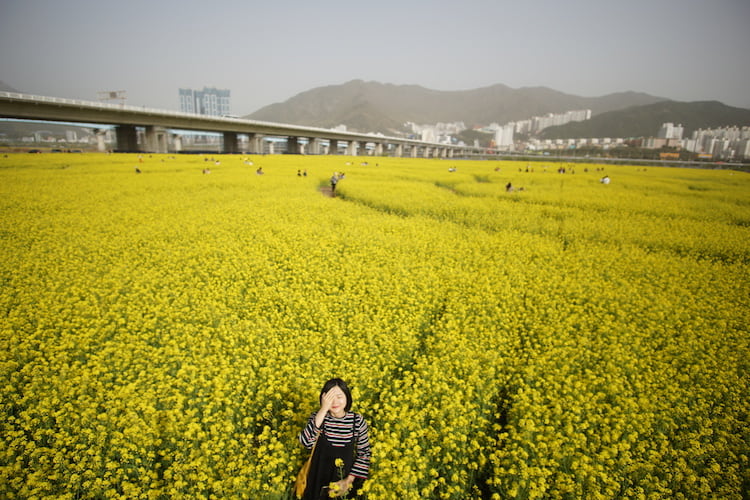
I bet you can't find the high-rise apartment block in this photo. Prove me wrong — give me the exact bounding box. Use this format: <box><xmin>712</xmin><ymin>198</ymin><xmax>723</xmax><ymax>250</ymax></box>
<box><xmin>685</xmin><ymin>126</ymin><xmax>750</xmax><ymax>159</ymax></box>
<box><xmin>494</xmin><ymin>123</ymin><xmax>515</xmax><ymax>148</ymax></box>
<box><xmin>657</xmin><ymin>122</ymin><xmax>684</xmax><ymax>140</ymax></box>
<box><xmin>179</xmin><ymin>87</ymin><xmax>231</xmax><ymax>116</ymax></box>
<box><xmin>513</xmin><ymin>109</ymin><xmax>591</xmax><ymax>135</ymax></box>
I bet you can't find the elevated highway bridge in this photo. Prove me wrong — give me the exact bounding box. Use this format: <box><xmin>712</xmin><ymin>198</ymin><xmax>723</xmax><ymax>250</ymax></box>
<box><xmin>0</xmin><ymin>92</ymin><xmax>479</xmax><ymax>157</ymax></box>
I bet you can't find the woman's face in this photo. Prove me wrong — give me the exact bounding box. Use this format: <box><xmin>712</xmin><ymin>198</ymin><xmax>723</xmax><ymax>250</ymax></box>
<box><xmin>326</xmin><ymin>385</ymin><xmax>348</xmax><ymax>417</ymax></box>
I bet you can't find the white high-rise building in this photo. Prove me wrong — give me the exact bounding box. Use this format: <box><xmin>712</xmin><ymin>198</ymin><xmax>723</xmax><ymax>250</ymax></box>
<box><xmin>421</xmin><ymin>128</ymin><xmax>436</xmax><ymax>143</ymax></box>
<box><xmin>657</xmin><ymin>123</ymin><xmax>683</xmax><ymax>140</ymax></box>
<box><xmin>737</xmin><ymin>139</ymin><xmax>750</xmax><ymax>159</ymax></box>
<box><xmin>179</xmin><ymin>87</ymin><xmax>231</xmax><ymax>116</ymax></box>
<box><xmin>527</xmin><ymin>109</ymin><xmax>591</xmax><ymax>134</ymax></box>
<box><xmin>495</xmin><ymin>123</ymin><xmax>515</xmax><ymax>148</ymax></box>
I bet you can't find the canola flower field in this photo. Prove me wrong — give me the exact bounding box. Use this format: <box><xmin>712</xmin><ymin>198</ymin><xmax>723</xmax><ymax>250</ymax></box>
<box><xmin>1</xmin><ymin>152</ymin><xmax>748</xmax><ymax>499</ymax></box>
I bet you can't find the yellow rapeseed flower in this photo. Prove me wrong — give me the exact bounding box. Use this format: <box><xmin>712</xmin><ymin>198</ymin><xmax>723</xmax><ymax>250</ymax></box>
<box><xmin>0</xmin><ymin>153</ymin><xmax>747</xmax><ymax>499</ymax></box>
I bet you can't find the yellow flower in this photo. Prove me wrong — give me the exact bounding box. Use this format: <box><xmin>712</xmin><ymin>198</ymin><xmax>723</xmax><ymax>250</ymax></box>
<box><xmin>328</xmin><ymin>481</ymin><xmax>341</xmax><ymax>497</ymax></box>
<box><xmin>1</xmin><ymin>154</ymin><xmax>747</xmax><ymax>499</ymax></box>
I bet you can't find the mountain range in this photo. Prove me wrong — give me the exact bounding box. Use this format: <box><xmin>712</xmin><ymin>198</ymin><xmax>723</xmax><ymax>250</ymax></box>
<box><xmin>247</xmin><ymin>79</ymin><xmax>750</xmax><ymax>139</ymax></box>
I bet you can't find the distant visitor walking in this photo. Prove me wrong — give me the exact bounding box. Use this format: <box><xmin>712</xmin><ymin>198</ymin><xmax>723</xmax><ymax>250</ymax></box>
<box><xmin>330</xmin><ymin>172</ymin><xmax>340</xmax><ymax>195</ymax></box>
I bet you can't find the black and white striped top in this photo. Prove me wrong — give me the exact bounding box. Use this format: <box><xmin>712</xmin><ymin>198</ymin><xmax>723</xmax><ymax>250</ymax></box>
<box><xmin>299</xmin><ymin>412</ymin><xmax>371</xmax><ymax>479</ymax></box>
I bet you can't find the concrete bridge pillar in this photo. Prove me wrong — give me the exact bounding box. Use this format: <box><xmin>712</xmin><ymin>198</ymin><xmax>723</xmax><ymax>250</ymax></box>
<box><xmin>287</xmin><ymin>136</ymin><xmax>301</xmax><ymax>154</ymax></box>
<box><xmin>395</xmin><ymin>144</ymin><xmax>403</xmax><ymax>157</ymax></box>
<box><xmin>308</xmin><ymin>138</ymin><xmax>321</xmax><ymax>155</ymax></box>
<box><xmin>247</xmin><ymin>134</ymin><xmax>264</xmax><ymax>154</ymax></box>
<box><xmin>375</xmin><ymin>143</ymin><xmax>384</xmax><ymax>156</ymax></box>
<box><xmin>223</xmin><ymin>132</ymin><xmax>239</xmax><ymax>154</ymax></box>
<box><xmin>410</xmin><ymin>145</ymin><xmax>418</xmax><ymax>158</ymax></box>
<box><xmin>144</xmin><ymin>126</ymin><xmax>168</xmax><ymax>154</ymax></box>
<box><xmin>329</xmin><ymin>139</ymin><xmax>338</xmax><ymax>155</ymax></box>
<box><xmin>448</xmin><ymin>148</ymin><xmax>454</xmax><ymax>158</ymax></box>
<box><xmin>424</xmin><ymin>147</ymin><xmax>432</xmax><ymax>158</ymax></box>
<box><xmin>347</xmin><ymin>141</ymin><xmax>357</xmax><ymax>156</ymax></box>
<box><xmin>96</xmin><ymin>129</ymin><xmax>107</xmax><ymax>152</ymax></box>
<box><xmin>172</xmin><ymin>134</ymin><xmax>183</xmax><ymax>152</ymax></box>
<box><xmin>115</xmin><ymin>125</ymin><xmax>139</xmax><ymax>152</ymax></box>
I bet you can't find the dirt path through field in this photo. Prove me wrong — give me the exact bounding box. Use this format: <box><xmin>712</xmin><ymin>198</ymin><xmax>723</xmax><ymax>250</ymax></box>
<box><xmin>319</xmin><ymin>186</ymin><xmax>335</xmax><ymax>197</ymax></box>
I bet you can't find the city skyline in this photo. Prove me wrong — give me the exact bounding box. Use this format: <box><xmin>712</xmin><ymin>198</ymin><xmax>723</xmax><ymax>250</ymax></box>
<box><xmin>1</xmin><ymin>0</ymin><xmax>749</xmax><ymax>116</ymax></box>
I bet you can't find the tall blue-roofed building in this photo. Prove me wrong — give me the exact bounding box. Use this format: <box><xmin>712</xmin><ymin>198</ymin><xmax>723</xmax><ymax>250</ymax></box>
<box><xmin>179</xmin><ymin>87</ymin><xmax>231</xmax><ymax>116</ymax></box>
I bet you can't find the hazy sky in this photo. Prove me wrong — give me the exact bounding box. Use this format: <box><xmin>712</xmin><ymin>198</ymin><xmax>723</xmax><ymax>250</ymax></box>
<box><xmin>1</xmin><ymin>0</ymin><xmax>749</xmax><ymax>115</ymax></box>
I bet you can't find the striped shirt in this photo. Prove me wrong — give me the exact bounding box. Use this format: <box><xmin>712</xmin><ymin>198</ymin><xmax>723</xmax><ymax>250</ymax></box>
<box><xmin>299</xmin><ymin>412</ymin><xmax>371</xmax><ymax>479</ymax></box>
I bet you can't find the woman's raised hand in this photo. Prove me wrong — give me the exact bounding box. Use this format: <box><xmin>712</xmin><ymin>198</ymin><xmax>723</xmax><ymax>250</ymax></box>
<box><xmin>320</xmin><ymin>390</ymin><xmax>337</xmax><ymax>412</ymax></box>
<box><xmin>314</xmin><ymin>390</ymin><xmax>336</xmax><ymax>427</ymax></box>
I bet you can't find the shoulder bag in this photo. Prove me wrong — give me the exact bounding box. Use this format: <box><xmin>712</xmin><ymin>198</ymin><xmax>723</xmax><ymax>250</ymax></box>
<box><xmin>295</xmin><ymin>430</ymin><xmax>320</xmax><ymax>499</ymax></box>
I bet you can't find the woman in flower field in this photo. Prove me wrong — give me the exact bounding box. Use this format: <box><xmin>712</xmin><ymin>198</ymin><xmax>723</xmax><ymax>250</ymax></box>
<box><xmin>299</xmin><ymin>378</ymin><xmax>371</xmax><ymax>499</ymax></box>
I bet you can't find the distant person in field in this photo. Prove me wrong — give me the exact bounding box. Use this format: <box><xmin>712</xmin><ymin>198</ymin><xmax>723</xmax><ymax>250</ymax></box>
<box><xmin>506</xmin><ymin>182</ymin><xmax>513</xmax><ymax>192</ymax></box>
<box><xmin>298</xmin><ymin>378</ymin><xmax>371</xmax><ymax>499</ymax></box>
<box><xmin>600</xmin><ymin>175</ymin><xmax>610</xmax><ymax>185</ymax></box>
<box><xmin>256</xmin><ymin>167</ymin><xmax>264</xmax><ymax>175</ymax></box>
<box><xmin>330</xmin><ymin>172</ymin><xmax>340</xmax><ymax>194</ymax></box>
